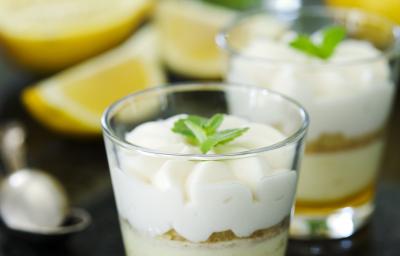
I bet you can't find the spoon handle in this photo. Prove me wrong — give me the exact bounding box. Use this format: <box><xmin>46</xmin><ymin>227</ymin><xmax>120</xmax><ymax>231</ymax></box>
<box><xmin>0</xmin><ymin>122</ymin><xmax>27</xmax><ymax>172</ymax></box>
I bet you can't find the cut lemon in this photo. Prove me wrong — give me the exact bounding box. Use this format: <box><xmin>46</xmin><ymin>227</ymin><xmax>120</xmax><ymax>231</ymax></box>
<box><xmin>0</xmin><ymin>0</ymin><xmax>154</xmax><ymax>72</ymax></box>
<box><xmin>22</xmin><ymin>26</ymin><xmax>166</xmax><ymax>136</ymax></box>
<box><xmin>155</xmin><ymin>0</ymin><xmax>235</xmax><ymax>78</ymax></box>
<box><xmin>326</xmin><ymin>0</ymin><xmax>400</xmax><ymax>24</ymax></box>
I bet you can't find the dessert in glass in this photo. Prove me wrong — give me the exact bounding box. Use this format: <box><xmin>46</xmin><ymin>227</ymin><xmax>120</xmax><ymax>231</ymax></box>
<box><xmin>218</xmin><ymin>7</ymin><xmax>400</xmax><ymax>238</ymax></box>
<box><xmin>102</xmin><ymin>83</ymin><xmax>308</xmax><ymax>255</ymax></box>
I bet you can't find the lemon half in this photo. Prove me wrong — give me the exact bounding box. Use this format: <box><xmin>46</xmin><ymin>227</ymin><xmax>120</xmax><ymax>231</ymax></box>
<box><xmin>156</xmin><ymin>0</ymin><xmax>235</xmax><ymax>78</ymax></box>
<box><xmin>22</xmin><ymin>26</ymin><xmax>165</xmax><ymax>136</ymax></box>
<box><xmin>326</xmin><ymin>0</ymin><xmax>400</xmax><ymax>24</ymax></box>
<box><xmin>0</xmin><ymin>0</ymin><xmax>154</xmax><ymax>72</ymax></box>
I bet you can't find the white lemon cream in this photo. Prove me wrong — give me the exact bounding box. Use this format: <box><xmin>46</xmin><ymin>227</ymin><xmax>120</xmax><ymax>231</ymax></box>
<box><xmin>108</xmin><ymin>115</ymin><xmax>297</xmax><ymax>255</ymax></box>
<box><xmin>297</xmin><ymin>139</ymin><xmax>384</xmax><ymax>202</ymax></box>
<box><xmin>228</xmin><ymin>38</ymin><xmax>394</xmax><ymax>141</ymax></box>
<box><xmin>227</xmin><ymin>28</ymin><xmax>395</xmax><ymax>203</ymax></box>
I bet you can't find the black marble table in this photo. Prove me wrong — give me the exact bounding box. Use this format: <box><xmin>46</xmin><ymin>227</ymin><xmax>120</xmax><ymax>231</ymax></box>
<box><xmin>1</xmin><ymin>184</ymin><xmax>399</xmax><ymax>256</ymax></box>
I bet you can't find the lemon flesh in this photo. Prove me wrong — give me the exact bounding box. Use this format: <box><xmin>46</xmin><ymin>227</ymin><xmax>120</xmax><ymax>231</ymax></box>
<box><xmin>326</xmin><ymin>0</ymin><xmax>400</xmax><ymax>24</ymax></box>
<box><xmin>0</xmin><ymin>0</ymin><xmax>154</xmax><ymax>72</ymax></box>
<box><xmin>22</xmin><ymin>26</ymin><xmax>166</xmax><ymax>136</ymax></box>
<box><xmin>156</xmin><ymin>0</ymin><xmax>235</xmax><ymax>78</ymax></box>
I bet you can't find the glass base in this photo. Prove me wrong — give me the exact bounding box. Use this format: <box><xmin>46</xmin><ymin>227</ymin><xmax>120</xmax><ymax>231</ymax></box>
<box><xmin>287</xmin><ymin>224</ymin><xmax>372</xmax><ymax>255</ymax></box>
<box><xmin>290</xmin><ymin>201</ymin><xmax>374</xmax><ymax>239</ymax></box>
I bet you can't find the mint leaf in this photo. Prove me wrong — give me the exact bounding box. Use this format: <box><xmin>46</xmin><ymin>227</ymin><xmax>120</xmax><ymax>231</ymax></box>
<box><xmin>200</xmin><ymin>128</ymin><xmax>249</xmax><ymax>154</ymax></box>
<box><xmin>319</xmin><ymin>26</ymin><xmax>346</xmax><ymax>59</ymax></box>
<box><xmin>187</xmin><ymin>115</ymin><xmax>207</xmax><ymax>126</ymax></box>
<box><xmin>172</xmin><ymin>114</ymin><xmax>249</xmax><ymax>154</ymax></box>
<box><xmin>184</xmin><ymin>120</ymin><xmax>207</xmax><ymax>144</ymax></box>
<box><xmin>172</xmin><ymin>119</ymin><xmax>194</xmax><ymax>139</ymax></box>
<box><xmin>289</xmin><ymin>35</ymin><xmax>321</xmax><ymax>58</ymax></box>
<box><xmin>204</xmin><ymin>114</ymin><xmax>223</xmax><ymax>135</ymax></box>
<box><xmin>289</xmin><ymin>26</ymin><xmax>346</xmax><ymax>60</ymax></box>
<box><xmin>172</xmin><ymin>115</ymin><xmax>207</xmax><ymax>140</ymax></box>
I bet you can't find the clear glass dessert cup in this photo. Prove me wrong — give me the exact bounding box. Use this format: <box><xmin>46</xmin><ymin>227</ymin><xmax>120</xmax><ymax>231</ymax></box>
<box><xmin>218</xmin><ymin>6</ymin><xmax>400</xmax><ymax>239</ymax></box>
<box><xmin>102</xmin><ymin>83</ymin><xmax>308</xmax><ymax>256</ymax></box>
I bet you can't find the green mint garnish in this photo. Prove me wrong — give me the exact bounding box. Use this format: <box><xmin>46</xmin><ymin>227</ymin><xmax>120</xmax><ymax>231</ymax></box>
<box><xmin>201</xmin><ymin>0</ymin><xmax>262</xmax><ymax>10</ymax></box>
<box><xmin>172</xmin><ymin>114</ymin><xmax>249</xmax><ymax>154</ymax></box>
<box><xmin>289</xmin><ymin>26</ymin><xmax>346</xmax><ymax>60</ymax></box>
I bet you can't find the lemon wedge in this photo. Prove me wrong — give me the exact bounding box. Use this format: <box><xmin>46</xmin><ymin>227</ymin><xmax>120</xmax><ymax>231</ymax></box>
<box><xmin>0</xmin><ymin>0</ymin><xmax>154</xmax><ymax>72</ymax></box>
<box><xmin>326</xmin><ymin>0</ymin><xmax>400</xmax><ymax>24</ymax></box>
<box><xmin>22</xmin><ymin>26</ymin><xmax>166</xmax><ymax>136</ymax></box>
<box><xmin>155</xmin><ymin>0</ymin><xmax>235</xmax><ymax>78</ymax></box>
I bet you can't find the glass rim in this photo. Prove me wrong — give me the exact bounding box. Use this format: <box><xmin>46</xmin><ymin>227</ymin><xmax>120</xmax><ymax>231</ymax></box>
<box><xmin>101</xmin><ymin>83</ymin><xmax>309</xmax><ymax>160</ymax></box>
<box><xmin>216</xmin><ymin>6</ymin><xmax>400</xmax><ymax>66</ymax></box>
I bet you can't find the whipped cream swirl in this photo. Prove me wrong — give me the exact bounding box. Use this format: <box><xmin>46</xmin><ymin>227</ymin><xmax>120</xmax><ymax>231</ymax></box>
<box><xmin>228</xmin><ymin>32</ymin><xmax>395</xmax><ymax>141</ymax></box>
<box><xmin>109</xmin><ymin>115</ymin><xmax>297</xmax><ymax>242</ymax></box>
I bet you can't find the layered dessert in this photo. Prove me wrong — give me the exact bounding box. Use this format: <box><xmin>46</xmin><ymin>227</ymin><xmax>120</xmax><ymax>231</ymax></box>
<box><xmin>108</xmin><ymin>114</ymin><xmax>298</xmax><ymax>256</ymax></box>
<box><xmin>227</xmin><ymin>23</ymin><xmax>395</xmax><ymax>211</ymax></box>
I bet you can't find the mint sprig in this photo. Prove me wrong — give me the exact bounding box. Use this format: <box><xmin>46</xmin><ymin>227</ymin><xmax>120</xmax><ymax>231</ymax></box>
<box><xmin>289</xmin><ymin>26</ymin><xmax>346</xmax><ymax>60</ymax></box>
<box><xmin>172</xmin><ymin>114</ymin><xmax>249</xmax><ymax>154</ymax></box>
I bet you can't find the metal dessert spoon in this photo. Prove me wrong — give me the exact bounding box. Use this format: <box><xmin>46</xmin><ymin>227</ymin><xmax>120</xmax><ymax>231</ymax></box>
<box><xmin>0</xmin><ymin>122</ymin><xmax>91</xmax><ymax>241</ymax></box>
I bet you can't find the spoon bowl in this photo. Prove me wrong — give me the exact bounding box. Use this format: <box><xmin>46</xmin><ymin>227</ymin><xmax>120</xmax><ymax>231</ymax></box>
<box><xmin>0</xmin><ymin>208</ymin><xmax>91</xmax><ymax>243</ymax></box>
<box><xmin>0</xmin><ymin>169</ymin><xmax>69</xmax><ymax>230</ymax></box>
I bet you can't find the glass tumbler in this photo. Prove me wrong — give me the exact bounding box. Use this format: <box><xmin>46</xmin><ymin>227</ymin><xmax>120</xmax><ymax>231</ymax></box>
<box><xmin>218</xmin><ymin>6</ymin><xmax>400</xmax><ymax>239</ymax></box>
<box><xmin>102</xmin><ymin>83</ymin><xmax>308</xmax><ymax>256</ymax></box>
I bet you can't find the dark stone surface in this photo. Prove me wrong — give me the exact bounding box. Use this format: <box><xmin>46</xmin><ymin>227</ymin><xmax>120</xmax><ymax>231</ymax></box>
<box><xmin>0</xmin><ymin>70</ymin><xmax>398</xmax><ymax>256</ymax></box>
<box><xmin>0</xmin><ymin>184</ymin><xmax>398</xmax><ymax>256</ymax></box>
